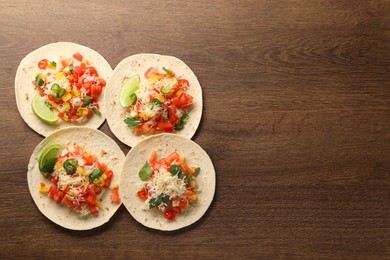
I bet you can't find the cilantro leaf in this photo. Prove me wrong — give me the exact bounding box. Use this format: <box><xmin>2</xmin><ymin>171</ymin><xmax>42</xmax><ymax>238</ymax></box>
<box><xmin>170</xmin><ymin>165</ymin><xmax>185</xmax><ymax>179</ymax></box>
<box><xmin>139</xmin><ymin>161</ymin><xmax>152</xmax><ymax>181</ymax></box>
<box><xmin>124</xmin><ymin>116</ymin><xmax>141</xmax><ymax>128</ymax></box>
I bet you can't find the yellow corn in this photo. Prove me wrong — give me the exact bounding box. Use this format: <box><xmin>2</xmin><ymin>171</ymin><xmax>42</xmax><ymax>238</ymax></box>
<box><xmin>83</xmin><ymin>152</ymin><xmax>90</xmax><ymax>158</ymax></box>
<box><xmin>54</xmin><ymin>72</ymin><xmax>65</xmax><ymax>80</ymax></box>
<box><xmin>54</xmin><ymin>162</ymin><xmax>62</xmax><ymax>171</ymax></box>
<box><xmin>78</xmin><ymin>107</ymin><xmax>89</xmax><ymax>116</ymax></box>
<box><xmin>77</xmin><ymin>167</ymin><xmax>88</xmax><ymax>176</ymax></box>
<box><xmin>175</xmin><ymin>90</ymin><xmax>183</xmax><ymax>97</ymax></box>
<box><xmin>189</xmin><ymin>194</ymin><xmax>197</xmax><ymax>201</ymax></box>
<box><xmin>155</xmin><ymin>94</ymin><xmax>165</xmax><ymax>102</ymax></box>
<box><xmin>179</xmin><ymin>155</ymin><xmax>185</xmax><ymax>164</ymax></box>
<box><xmin>61</xmin><ymin>92</ymin><xmax>72</xmax><ymax>102</ymax></box>
<box><xmin>95</xmin><ymin>199</ymin><xmax>103</xmax><ymax>209</ymax></box>
<box><xmin>39</xmin><ymin>183</ymin><xmax>50</xmax><ymax>193</ymax></box>
<box><xmin>72</xmin><ymin>89</ymin><xmax>80</xmax><ymax>97</ymax></box>
<box><xmin>148</xmin><ymin>75</ymin><xmax>162</xmax><ymax>83</ymax></box>
<box><xmin>47</xmin><ymin>63</ymin><xmax>56</xmax><ymax>70</ymax></box>
<box><xmin>62</xmin><ymin>102</ymin><xmax>70</xmax><ymax>111</ymax></box>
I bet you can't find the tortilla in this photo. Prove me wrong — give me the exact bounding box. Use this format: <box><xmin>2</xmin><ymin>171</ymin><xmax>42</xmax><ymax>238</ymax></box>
<box><xmin>27</xmin><ymin>127</ymin><xmax>125</xmax><ymax>230</ymax></box>
<box><xmin>15</xmin><ymin>42</ymin><xmax>112</xmax><ymax>137</ymax></box>
<box><xmin>105</xmin><ymin>53</ymin><xmax>203</xmax><ymax>147</ymax></box>
<box><xmin>120</xmin><ymin>133</ymin><xmax>215</xmax><ymax>231</ymax></box>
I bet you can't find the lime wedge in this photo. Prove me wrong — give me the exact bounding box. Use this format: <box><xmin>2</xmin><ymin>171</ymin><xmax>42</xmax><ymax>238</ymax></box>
<box><xmin>38</xmin><ymin>144</ymin><xmax>63</xmax><ymax>176</ymax></box>
<box><xmin>31</xmin><ymin>95</ymin><xmax>59</xmax><ymax>124</ymax></box>
<box><xmin>120</xmin><ymin>75</ymin><xmax>140</xmax><ymax>108</ymax></box>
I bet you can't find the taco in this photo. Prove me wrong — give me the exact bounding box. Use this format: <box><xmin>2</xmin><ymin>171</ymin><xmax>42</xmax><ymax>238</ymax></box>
<box><xmin>120</xmin><ymin>134</ymin><xmax>215</xmax><ymax>231</ymax></box>
<box><xmin>15</xmin><ymin>42</ymin><xmax>112</xmax><ymax>137</ymax></box>
<box><xmin>105</xmin><ymin>54</ymin><xmax>202</xmax><ymax>147</ymax></box>
<box><xmin>27</xmin><ymin>127</ymin><xmax>124</xmax><ymax>230</ymax></box>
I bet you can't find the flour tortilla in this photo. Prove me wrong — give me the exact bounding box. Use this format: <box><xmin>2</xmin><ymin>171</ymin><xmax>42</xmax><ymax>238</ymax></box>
<box><xmin>15</xmin><ymin>42</ymin><xmax>112</xmax><ymax>137</ymax></box>
<box><xmin>120</xmin><ymin>134</ymin><xmax>215</xmax><ymax>231</ymax></box>
<box><xmin>27</xmin><ymin>127</ymin><xmax>125</xmax><ymax>230</ymax></box>
<box><xmin>105</xmin><ymin>53</ymin><xmax>203</xmax><ymax>147</ymax></box>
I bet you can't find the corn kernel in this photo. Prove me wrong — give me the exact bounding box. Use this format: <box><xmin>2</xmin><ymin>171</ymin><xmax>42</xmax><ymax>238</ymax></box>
<box><xmin>72</xmin><ymin>89</ymin><xmax>80</xmax><ymax>97</ymax></box>
<box><xmin>83</xmin><ymin>152</ymin><xmax>90</xmax><ymax>158</ymax></box>
<box><xmin>175</xmin><ymin>90</ymin><xmax>183</xmax><ymax>97</ymax></box>
<box><xmin>190</xmin><ymin>194</ymin><xmax>197</xmax><ymax>201</ymax></box>
<box><xmin>54</xmin><ymin>72</ymin><xmax>65</xmax><ymax>80</ymax></box>
<box><xmin>78</xmin><ymin>107</ymin><xmax>89</xmax><ymax>116</ymax></box>
<box><xmin>95</xmin><ymin>200</ymin><xmax>103</xmax><ymax>209</ymax></box>
<box><xmin>39</xmin><ymin>183</ymin><xmax>50</xmax><ymax>193</ymax></box>
<box><xmin>61</xmin><ymin>92</ymin><xmax>72</xmax><ymax>102</ymax></box>
<box><xmin>48</xmin><ymin>63</ymin><xmax>56</xmax><ymax>70</ymax></box>
<box><xmin>62</xmin><ymin>102</ymin><xmax>70</xmax><ymax>111</ymax></box>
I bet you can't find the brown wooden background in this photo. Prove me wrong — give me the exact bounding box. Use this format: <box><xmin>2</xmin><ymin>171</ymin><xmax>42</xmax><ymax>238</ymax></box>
<box><xmin>1</xmin><ymin>0</ymin><xmax>389</xmax><ymax>259</ymax></box>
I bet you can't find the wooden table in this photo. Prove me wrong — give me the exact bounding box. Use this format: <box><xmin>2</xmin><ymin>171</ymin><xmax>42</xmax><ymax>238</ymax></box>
<box><xmin>1</xmin><ymin>1</ymin><xmax>389</xmax><ymax>259</ymax></box>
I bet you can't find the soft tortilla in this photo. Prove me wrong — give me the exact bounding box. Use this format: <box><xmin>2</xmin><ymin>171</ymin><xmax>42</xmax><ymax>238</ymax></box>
<box><xmin>105</xmin><ymin>53</ymin><xmax>203</xmax><ymax>147</ymax></box>
<box><xmin>27</xmin><ymin>127</ymin><xmax>125</xmax><ymax>230</ymax></box>
<box><xmin>15</xmin><ymin>42</ymin><xmax>112</xmax><ymax>137</ymax></box>
<box><xmin>120</xmin><ymin>133</ymin><xmax>215</xmax><ymax>231</ymax></box>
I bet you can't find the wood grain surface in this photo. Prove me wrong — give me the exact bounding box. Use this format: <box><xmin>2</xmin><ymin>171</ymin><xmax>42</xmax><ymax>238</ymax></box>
<box><xmin>1</xmin><ymin>0</ymin><xmax>389</xmax><ymax>259</ymax></box>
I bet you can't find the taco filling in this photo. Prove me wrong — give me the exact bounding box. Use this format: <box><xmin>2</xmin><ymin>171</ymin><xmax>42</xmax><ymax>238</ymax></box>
<box><xmin>122</xmin><ymin>67</ymin><xmax>193</xmax><ymax>135</ymax></box>
<box><xmin>135</xmin><ymin>150</ymin><xmax>200</xmax><ymax>221</ymax></box>
<box><xmin>38</xmin><ymin>144</ymin><xmax>120</xmax><ymax>216</ymax></box>
<box><xmin>33</xmin><ymin>52</ymin><xmax>105</xmax><ymax>123</ymax></box>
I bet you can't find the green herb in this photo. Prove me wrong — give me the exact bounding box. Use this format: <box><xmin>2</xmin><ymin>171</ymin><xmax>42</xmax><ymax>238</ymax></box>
<box><xmin>82</xmin><ymin>96</ymin><xmax>92</xmax><ymax>106</ymax></box>
<box><xmin>124</xmin><ymin>116</ymin><xmax>141</xmax><ymax>128</ymax></box>
<box><xmin>152</xmin><ymin>98</ymin><xmax>162</xmax><ymax>105</ymax></box>
<box><xmin>188</xmin><ymin>173</ymin><xmax>193</xmax><ymax>185</ymax></box>
<box><xmin>35</xmin><ymin>75</ymin><xmax>44</xmax><ymax>88</ymax></box>
<box><xmin>129</xmin><ymin>93</ymin><xmax>137</xmax><ymax>105</ymax></box>
<box><xmin>49</xmin><ymin>61</ymin><xmax>56</xmax><ymax>69</ymax></box>
<box><xmin>174</xmin><ymin>113</ymin><xmax>189</xmax><ymax>130</ymax></box>
<box><xmin>146</xmin><ymin>102</ymin><xmax>154</xmax><ymax>110</ymax></box>
<box><xmin>162</xmin><ymin>67</ymin><xmax>174</xmax><ymax>77</ymax></box>
<box><xmin>194</xmin><ymin>167</ymin><xmax>200</xmax><ymax>177</ymax></box>
<box><xmin>92</xmin><ymin>106</ymin><xmax>102</xmax><ymax>116</ymax></box>
<box><xmin>170</xmin><ymin>165</ymin><xmax>185</xmax><ymax>179</ymax></box>
<box><xmin>69</xmin><ymin>63</ymin><xmax>74</xmax><ymax>73</ymax></box>
<box><xmin>160</xmin><ymin>86</ymin><xmax>172</xmax><ymax>94</ymax></box>
<box><xmin>89</xmin><ymin>168</ymin><xmax>104</xmax><ymax>182</ymax></box>
<box><xmin>63</xmin><ymin>158</ymin><xmax>78</xmax><ymax>174</ymax></box>
<box><xmin>139</xmin><ymin>161</ymin><xmax>152</xmax><ymax>181</ymax></box>
<box><xmin>149</xmin><ymin>193</ymin><xmax>171</xmax><ymax>209</ymax></box>
<box><xmin>50</xmin><ymin>83</ymin><xmax>65</xmax><ymax>98</ymax></box>
<box><xmin>45</xmin><ymin>101</ymin><xmax>52</xmax><ymax>110</ymax></box>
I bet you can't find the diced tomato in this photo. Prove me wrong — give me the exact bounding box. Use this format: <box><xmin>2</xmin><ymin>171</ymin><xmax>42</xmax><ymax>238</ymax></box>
<box><xmin>136</xmin><ymin>188</ymin><xmax>148</xmax><ymax>200</ymax></box>
<box><xmin>98</xmin><ymin>162</ymin><xmax>107</xmax><ymax>172</ymax></box>
<box><xmin>72</xmin><ymin>66</ymin><xmax>84</xmax><ymax>79</ymax></box>
<box><xmin>91</xmin><ymin>84</ymin><xmax>102</xmax><ymax>100</ymax></box>
<box><xmin>172</xmin><ymin>206</ymin><xmax>182</xmax><ymax>215</ymax></box>
<box><xmin>165</xmin><ymin>151</ymin><xmax>179</xmax><ymax>165</ymax></box>
<box><xmin>149</xmin><ymin>150</ymin><xmax>157</xmax><ymax>166</ymax></box>
<box><xmin>61</xmin><ymin>58</ymin><xmax>73</xmax><ymax>68</ymax></box>
<box><xmin>156</xmin><ymin>120</ymin><xmax>174</xmax><ymax>133</ymax></box>
<box><xmin>185</xmin><ymin>189</ymin><xmax>195</xmax><ymax>198</ymax></box>
<box><xmin>111</xmin><ymin>187</ymin><xmax>121</xmax><ymax>204</ymax></box>
<box><xmin>144</xmin><ymin>67</ymin><xmax>158</xmax><ymax>78</ymax></box>
<box><xmin>62</xmin><ymin>196</ymin><xmax>74</xmax><ymax>208</ymax></box>
<box><xmin>168</xmin><ymin>106</ymin><xmax>179</xmax><ymax>125</ymax></box>
<box><xmin>164</xmin><ymin>210</ymin><xmax>175</xmax><ymax>220</ymax></box>
<box><xmin>72</xmin><ymin>52</ymin><xmax>83</xmax><ymax>61</ymax></box>
<box><xmin>89</xmin><ymin>204</ymin><xmax>98</xmax><ymax>214</ymax></box>
<box><xmin>178</xmin><ymin>199</ymin><xmax>188</xmax><ymax>209</ymax></box>
<box><xmin>82</xmin><ymin>152</ymin><xmax>94</xmax><ymax>165</ymax></box>
<box><xmin>86</xmin><ymin>194</ymin><xmax>96</xmax><ymax>205</ymax></box>
<box><xmin>47</xmin><ymin>94</ymin><xmax>62</xmax><ymax>104</ymax></box>
<box><xmin>87</xmin><ymin>66</ymin><xmax>99</xmax><ymax>76</ymax></box>
<box><xmin>178</xmin><ymin>79</ymin><xmax>189</xmax><ymax>88</ymax></box>
<box><xmin>99</xmin><ymin>77</ymin><xmax>106</xmax><ymax>87</ymax></box>
<box><xmin>38</xmin><ymin>87</ymin><xmax>45</xmax><ymax>96</ymax></box>
<box><xmin>50</xmin><ymin>177</ymin><xmax>58</xmax><ymax>186</ymax></box>
<box><xmin>38</xmin><ymin>59</ymin><xmax>48</xmax><ymax>70</ymax></box>
<box><xmin>86</xmin><ymin>187</ymin><xmax>96</xmax><ymax>197</ymax></box>
<box><xmin>173</xmin><ymin>93</ymin><xmax>193</xmax><ymax>109</ymax></box>
<box><xmin>104</xmin><ymin>170</ymin><xmax>113</xmax><ymax>187</ymax></box>
<box><xmin>83</xmin><ymin>81</ymin><xmax>92</xmax><ymax>91</ymax></box>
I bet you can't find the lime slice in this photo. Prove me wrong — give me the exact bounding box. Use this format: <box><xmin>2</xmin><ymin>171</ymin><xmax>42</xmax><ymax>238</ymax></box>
<box><xmin>31</xmin><ymin>95</ymin><xmax>59</xmax><ymax>124</ymax></box>
<box><xmin>38</xmin><ymin>144</ymin><xmax>63</xmax><ymax>176</ymax></box>
<box><xmin>120</xmin><ymin>75</ymin><xmax>140</xmax><ymax>108</ymax></box>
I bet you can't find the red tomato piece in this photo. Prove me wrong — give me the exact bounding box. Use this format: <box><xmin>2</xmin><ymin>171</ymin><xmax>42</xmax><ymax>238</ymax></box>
<box><xmin>165</xmin><ymin>151</ymin><xmax>179</xmax><ymax>165</ymax></box>
<box><xmin>173</xmin><ymin>93</ymin><xmax>193</xmax><ymax>109</ymax></box>
<box><xmin>156</xmin><ymin>120</ymin><xmax>174</xmax><ymax>133</ymax></box>
<box><xmin>172</xmin><ymin>206</ymin><xmax>182</xmax><ymax>215</ymax></box>
<box><xmin>87</xmin><ymin>66</ymin><xmax>99</xmax><ymax>76</ymax></box>
<box><xmin>86</xmin><ymin>194</ymin><xmax>96</xmax><ymax>205</ymax></box>
<box><xmin>72</xmin><ymin>52</ymin><xmax>83</xmax><ymax>61</ymax></box>
<box><xmin>164</xmin><ymin>210</ymin><xmax>175</xmax><ymax>220</ymax></box>
<box><xmin>136</xmin><ymin>189</ymin><xmax>148</xmax><ymax>200</ymax></box>
<box><xmin>91</xmin><ymin>84</ymin><xmax>102</xmax><ymax>100</ymax></box>
<box><xmin>62</xmin><ymin>196</ymin><xmax>74</xmax><ymax>208</ymax></box>
<box><xmin>178</xmin><ymin>199</ymin><xmax>188</xmax><ymax>209</ymax></box>
<box><xmin>61</xmin><ymin>58</ymin><xmax>73</xmax><ymax>68</ymax></box>
<box><xmin>104</xmin><ymin>170</ymin><xmax>113</xmax><ymax>188</ymax></box>
<box><xmin>144</xmin><ymin>67</ymin><xmax>158</xmax><ymax>78</ymax></box>
<box><xmin>168</xmin><ymin>106</ymin><xmax>179</xmax><ymax>125</ymax></box>
<box><xmin>38</xmin><ymin>59</ymin><xmax>48</xmax><ymax>70</ymax></box>
<box><xmin>178</xmin><ymin>79</ymin><xmax>189</xmax><ymax>88</ymax></box>
<box><xmin>89</xmin><ymin>204</ymin><xmax>98</xmax><ymax>214</ymax></box>
<box><xmin>111</xmin><ymin>187</ymin><xmax>121</xmax><ymax>204</ymax></box>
